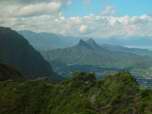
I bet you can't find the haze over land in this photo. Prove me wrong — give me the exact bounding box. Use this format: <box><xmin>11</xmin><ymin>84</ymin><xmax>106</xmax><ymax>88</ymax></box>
<box><xmin>0</xmin><ymin>0</ymin><xmax>152</xmax><ymax>89</ymax></box>
<box><xmin>0</xmin><ymin>0</ymin><xmax>152</xmax><ymax>114</ymax></box>
<box><xmin>1</xmin><ymin>0</ymin><xmax>152</xmax><ymax>49</ymax></box>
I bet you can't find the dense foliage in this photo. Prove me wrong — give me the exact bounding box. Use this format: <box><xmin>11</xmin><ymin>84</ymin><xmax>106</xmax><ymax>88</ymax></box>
<box><xmin>0</xmin><ymin>72</ymin><xmax>151</xmax><ymax>114</ymax></box>
<box><xmin>0</xmin><ymin>64</ymin><xmax>23</xmax><ymax>81</ymax></box>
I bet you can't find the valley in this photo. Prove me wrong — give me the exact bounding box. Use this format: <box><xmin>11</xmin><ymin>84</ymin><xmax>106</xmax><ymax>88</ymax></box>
<box><xmin>0</xmin><ymin>1</ymin><xmax>152</xmax><ymax>113</ymax></box>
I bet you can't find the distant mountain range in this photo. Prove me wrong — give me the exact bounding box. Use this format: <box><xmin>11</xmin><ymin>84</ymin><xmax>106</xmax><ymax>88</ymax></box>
<box><xmin>102</xmin><ymin>44</ymin><xmax>152</xmax><ymax>57</ymax></box>
<box><xmin>42</xmin><ymin>38</ymin><xmax>152</xmax><ymax>68</ymax></box>
<box><xmin>16</xmin><ymin>30</ymin><xmax>152</xmax><ymax>78</ymax></box>
<box><xmin>39</xmin><ymin>38</ymin><xmax>152</xmax><ymax>79</ymax></box>
<box><xmin>19</xmin><ymin>30</ymin><xmax>79</xmax><ymax>51</ymax></box>
<box><xmin>19</xmin><ymin>30</ymin><xmax>152</xmax><ymax>51</ymax></box>
<box><xmin>0</xmin><ymin>27</ymin><xmax>61</xmax><ymax>80</ymax></box>
<box><xmin>95</xmin><ymin>37</ymin><xmax>152</xmax><ymax>50</ymax></box>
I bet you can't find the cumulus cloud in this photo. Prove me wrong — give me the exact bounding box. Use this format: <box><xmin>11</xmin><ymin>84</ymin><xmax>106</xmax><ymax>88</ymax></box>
<box><xmin>16</xmin><ymin>2</ymin><xmax>61</xmax><ymax>17</ymax></box>
<box><xmin>0</xmin><ymin>0</ymin><xmax>71</xmax><ymax>17</ymax></box>
<box><xmin>0</xmin><ymin>0</ymin><xmax>70</xmax><ymax>5</ymax></box>
<box><xmin>101</xmin><ymin>6</ymin><xmax>116</xmax><ymax>16</ymax></box>
<box><xmin>1</xmin><ymin>14</ymin><xmax>151</xmax><ymax>38</ymax></box>
<box><xmin>0</xmin><ymin>0</ymin><xmax>152</xmax><ymax>38</ymax></box>
<box><xmin>79</xmin><ymin>25</ymin><xmax>88</xmax><ymax>34</ymax></box>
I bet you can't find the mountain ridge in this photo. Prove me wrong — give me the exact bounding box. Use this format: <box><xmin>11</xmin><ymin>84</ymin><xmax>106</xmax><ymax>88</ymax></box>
<box><xmin>19</xmin><ymin>30</ymin><xmax>79</xmax><ymax>51</ymax></box>
<box><xmin>0</xmin><ymin>27</ymin><xmax>61</xmax><ymax>80</ymax></box>
<box><xmin>41</xmin><ymin>39</ymin><xmax>152</xmax><ymax>69</ymax></box>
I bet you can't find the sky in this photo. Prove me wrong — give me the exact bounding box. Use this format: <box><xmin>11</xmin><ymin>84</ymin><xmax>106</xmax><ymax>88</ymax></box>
<box><xmin>63</xmin><ymin>0</ymin><xmax>152</xmax><ymax>16</ymax></box>
<box><xmin>0</xmin><ymin>0</ymin><xmax>152</xmax><ymax>38</ymax></box>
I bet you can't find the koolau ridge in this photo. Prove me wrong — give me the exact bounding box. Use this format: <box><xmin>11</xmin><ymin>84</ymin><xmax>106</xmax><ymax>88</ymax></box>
<box><xmin>0</xmin><ymin>27</ymin><xmax>61</xmax><ymax>80</ymax></box>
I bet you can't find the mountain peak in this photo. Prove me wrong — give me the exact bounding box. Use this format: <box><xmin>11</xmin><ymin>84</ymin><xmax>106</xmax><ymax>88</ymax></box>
<box><xmin>87</xmin><ymin>38</ymin><xmax>95</xmax><ymax>43</ymax></box>
<box><xmin>86</xmin><ymin>38</ymin><xmax>101</xmax><ymax>49</ymax></box>
<box><xmin>86</xmin><ymin>38</ymin><xmax>97</xmax><ymax>45</ymax></box>
<box><xmin>79</xmin><ymin>39</ymin><xmax>86</xmax><ymax>44</ymax></box>
<box><xmin>77</xmin><ymin>39</ymin><xmax>90</xmax><ymax>47</ymax></box>
<box><xmin>77</xmin><ymin>39</ymin><xmax>101</xmax><ymax>49</ymax></box>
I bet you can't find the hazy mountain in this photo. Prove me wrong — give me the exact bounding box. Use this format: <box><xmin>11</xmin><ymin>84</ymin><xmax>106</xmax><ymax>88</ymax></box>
<box><xmin>19</xmin><ymin>30</ymin><xmax>79</xmax><ymax>51</ymax></box>
<box><xmin>0</xmin><ymin>27</ymin><xmax>61</xmax><ymax>80</ymax></box>
<box><xmin>19</xmin><ymin>30</ymin><xmax>152</xmax><ymax>50</ymax></box>
<box><xmin>102</xmin><ymin>44</ymin><xmax>152</xmax><ymax>57</ymax></box>
<box><xmin>95</xmin><ymin>37</ymin><xmax>152</xmax><ymax>50</ymax></box>
<box><xmin>86</xmin><ymin>38</ymin><xmax>101</xmax><ymax>49</ymax></box>
<box><xmin>42</xmin><ymin>39</ymin><xmax>152</xmax><ymax>69</ymax></box>
<box><xmin>0</xmin><ymin>72</ymin><xmax>151</xmax><ymax>114</ymax></box>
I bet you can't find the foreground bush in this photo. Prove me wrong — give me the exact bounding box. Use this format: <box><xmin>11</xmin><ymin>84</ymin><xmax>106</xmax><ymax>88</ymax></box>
<box><xmin>0</xmin><ymin>72</ymin><xmax>151</xmax><ymax>114</ymax></box>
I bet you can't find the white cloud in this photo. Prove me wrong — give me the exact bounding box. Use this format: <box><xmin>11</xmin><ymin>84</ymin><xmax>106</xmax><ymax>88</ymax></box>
<box><xmin>101</xmin><ymin>6</ymin><xmax>116</xmax><ymax>16</ymax></box>
<box><xmin>16</xmin><ymin>2</ymin><xmax>61</xmax><ymax>17</ymax></box>
<box><xmin>79</xmin><ymin>25</ymin><xmax>88</xmax><ymax>33</ymax></box>
<box><xmin>5</xmin><ymin>14</ymin><xmax>152</xmax><ymax>37</ymax></box>
<box><xmin>1</xmin><ymin>14</ymin><xmax>152</xmax><ymax>38</ymax></box>
<box><xmin>0</xmin><ymin>1</ymin><xmax>152</xmax><ymax>38</ymax></box>
<box><xmin>0</xmin><ymin>0</ymin><xmax>71</xmax><ymax>5</ymax></box>
<box><xmin>0</xmin><ymin>0</ymin><xmax>71</xmax><ymax>17</ymax></box>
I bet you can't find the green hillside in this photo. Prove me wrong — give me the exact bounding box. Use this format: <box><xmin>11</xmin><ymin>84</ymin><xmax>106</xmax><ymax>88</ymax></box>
<box><xmin>42</xmin><ymin>39</ymin><xmax>152</xmax><ymax>69</ymax></box>
<box><xmin>0</xmin><ymin>27</ymin><xmax>61</xmax><ymax>80</ymax></box>
<box><xmin>0</xmin><ymin>72</ymin><xmax>151</xmax><ymax>114</ymax></box>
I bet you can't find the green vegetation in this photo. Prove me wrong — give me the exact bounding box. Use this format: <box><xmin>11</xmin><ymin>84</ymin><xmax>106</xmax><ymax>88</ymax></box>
<box><xmin>42</xmin><ymin>39</ymin><xmax>152</xmax><ymax>69</ymax></box>
<box><xmin>0</xmin><ymin>72</ymin><xmax>151</xmax><ymax>114</ymax></box>
<box><xmin>0</xmin><ymin>64</ymin><xmax>23</xmax><ymax>81</ymax></box>
<box><xmin>0</xmin><ymin>27</ymin><xmax>60</xmax><ymax>80</ymax></box>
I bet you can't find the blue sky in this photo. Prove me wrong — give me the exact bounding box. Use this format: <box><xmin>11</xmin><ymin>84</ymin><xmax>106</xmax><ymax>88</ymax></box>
<box><xmin>63</xmin><ymin>0</ymin><xmax>152</xmax><ymax>16</ymax></box>
<box><xmin>0</xmin><ymin>0</ymin><xmax>152</xmax><ymax>38</ymax></box>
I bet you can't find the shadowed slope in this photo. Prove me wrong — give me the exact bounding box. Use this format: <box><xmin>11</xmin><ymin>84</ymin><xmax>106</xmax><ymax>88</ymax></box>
<box><xmin>0</xmin><ymin>27</ymin><xmax>61</xmax><ymax>80</ymax></box>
